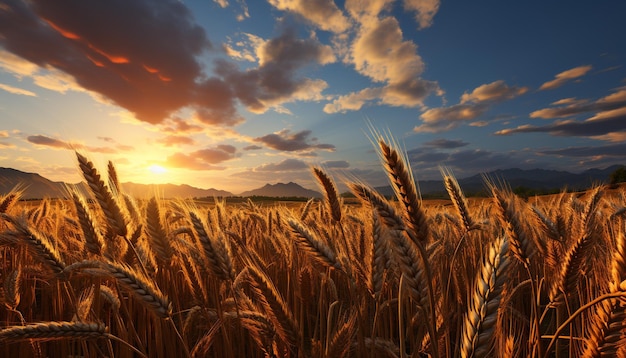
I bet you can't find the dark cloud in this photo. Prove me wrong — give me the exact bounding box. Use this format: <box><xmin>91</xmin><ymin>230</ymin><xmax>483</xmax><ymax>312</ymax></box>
<box><xmin>27</xmin><ymin>134</ymin><xmax>128</xmax><ymax>153</ymax></box>
<box><xmin>538</xmin><ymin>142</ymin><xmax>626</xmax><ymax>157</ymax></box>
<box><xmin>27</xmin><ymin>135</ymin><xmax>71</xmax><ymax>149</ymax></box>
<box><xmin>254</xmin><ymin>158</ymin><xmax>308</xmax><ymax>172</ymax></box>
<box><xmin>423</xmin><ymin>138</ymin><xmax>469</xmax><ymax>149</ymax></box>
<box><xmin>323</xmin><ymin>160</ymin><xmax>350</xmax><ymax>168</ymax></box>
<box><xmin>0</xmin><ymin>0</ymin><xmax>254</xmax><ymax>127</ymax></box>
<box><xmin>406</xmin><ymin>145</ymin><xmax>539</xmax><ymax>179</ymax></box>
<box><xmin>165</xmin><ymin>145</ymin><xmax>238</xmax><ymax>170</ymax></box>
<box><xmin>530</xmin><ymin>88</ymin><xmax>626</xmax><ymax>119</ymax></box>
<box><xmin>496</xmin><ymin>107</ymin><xmax>626</xmax><ymax>137</ymax></box>
<box><xmin>243</xmin><ymin>145</ymin><xmax>263</xmax><ymax>151</ymax></box>
<box><xmin>254</xmin><ymin>129</ymin><xmax>335</xmax><ymax>152</ymax></box>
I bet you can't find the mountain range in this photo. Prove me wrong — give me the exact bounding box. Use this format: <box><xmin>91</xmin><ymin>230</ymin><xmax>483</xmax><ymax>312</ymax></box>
<box><xmin>0</xmin><ymin>165</ymin><xmax>623</xmax><ymax>200</ymax></box>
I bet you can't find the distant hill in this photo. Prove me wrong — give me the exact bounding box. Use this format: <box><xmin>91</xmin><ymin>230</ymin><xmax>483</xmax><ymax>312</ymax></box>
<box><xmin>374</xmin><ymin>165</ymin><xmax>625</xmax><ymax>197</ymax></box>
<box><xmin>121</xmin><ymin>182</ymin><xmax>233</xmax><ymax>199</ymax></box>
<box><xmin>2</xmin><ymin>165</ymin><xmax>623</xmax><ymax>200</ymax></box>
<box><xmin>0</xmin><ymin>167</ymin><xmax>69</xmax><ymax>199</ymax></box>
<box><xmin>239</xmin><ymin>182</ymin><xmax>322</xmax><ymax>198</ymax></box>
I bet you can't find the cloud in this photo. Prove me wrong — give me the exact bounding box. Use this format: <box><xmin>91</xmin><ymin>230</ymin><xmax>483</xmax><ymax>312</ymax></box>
<box><xmin>268</xmin><ymin>0</ymin><xmax>350</xmax><ymax>33</ymax></box>
<box><xmin>406</xmin><ymin>146</ymin><xmax>539</xmax><ymax>179</ymax></box>
<box><xmin>257</xmin><ymin>130</ymin><xmax>334</xmax><ymax>152</ymax></box>
<box><xmin>0</xmin><ymin>131</ymin><xmax>9</xmax><ymax>138</ymax></box>
<box><xmin>156</xmin><ymin>135</ymin><xmax>196</xmax><ymax>147</ymax></box>
<box><xmin>161</xmin><ymin>117</ymin><xmax>204</xmax><ymax>134</ymax></box>
<box><xmin>414</xmin><ymin>80</ymin><xmax>527</xmax><ymax>133</ymax></box>
<box><xmin>0</xmin><ymin>0</ymin><xmax>257</xmax><ymax>127</ymax></box>
<box><xmin>496</xmin><ymin>106</ymin><xmax>626</xmax><ymax>138</ymax></box>
<box><xmin>324</xmin><ymin>87</ymin><xmax>381</xmax><ymax>113</ymax></box>
<box><xmin>345</xmin><ymin>0</ymin><xmax>393</xmax><ymax>20</ymax></box>
<box><xmin>460</xmin><ymin>80</ymin><xmax>528</xmax><ymax>104</ymax></box>
<box><xmin>530</xmin><ymin>88</ymin><xmax>626</xmax><ymax>119</ymax></box>
<box><xmin>539</xmin><ymin>65</ymin><xmax>593</xmax><ymax>90</ymax></box>
<box><xmin>243</xmin><ymin>145</ymin><xmax>263</xmax><ymax>151</ymax></box>
<box><xmin>254</xmin><ymin>129</ymin><xmax>335</xmax><ymax>152</ymax></box>
<box><xmin>403</xmin><ymin>0</ymin><xmax>440</xmax><ymax>29</ymax></box>
<box><xmin>423</xmin><ymin>138</ymin><xmax>469</xmax><ymax>149</ymax></box>
<box><xmin>0</xmin><ymin>83</ymin><xmax>36</xmax><ymax>96</ymax></box>
<box><xmin>323</xmin><ymin>160</ymin><xmax>350</xmax><ymax>168</ymax></box>
<box><xmin>165</xmin><ymin>145</ymin><xmax>238</xmax><ymax>170</ymax></box>
<box><xmin>497</xmin><ymin>88</ymin><xmax>626</xmax><ymax>141</ymax></box>
<box><xmin>254</xmin><ymin>158</ymin><xmax>308</xmax><ymax>171</ymax></box>
<box><xmin>26</xmin><ymin>134</ymin><xmax>130</xmax><ymax>153</ymax></box>
<box><xmin>213</xmin><ymin>0</ymin><xmax>228</xmax><ymax>8</ymax></box>
<box><xmin>215</xmin><ymin>29</ymin><xmax>334</xmax><ymax>114</ymax></box>
<box><xmin>325</xmin><ymin>14</ymin><xmax>440</xmax><ymax>112</ymax></box>
<box><xmin>538</xmin><ymin>142</ymin><xmax>626</xmax><ymax>158</ymax></box>
<box><xmin>27</xmin><ymin>135</ymin><xmax>72</xmax><ymax>149</ymax></box>
<box><xmin>0</xmin><ymin>50</ymin><xmax>39</xmax><ymax>77</ymax></box>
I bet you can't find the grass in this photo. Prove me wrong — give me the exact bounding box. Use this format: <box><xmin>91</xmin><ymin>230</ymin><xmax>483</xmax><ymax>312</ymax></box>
<box><xmin>1</xmin><ymin>145</ymin><xmax>626</xmax><ymax>357</ymax></box>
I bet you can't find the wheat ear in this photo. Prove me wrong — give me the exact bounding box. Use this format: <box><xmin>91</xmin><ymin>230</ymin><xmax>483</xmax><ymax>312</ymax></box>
<box><xmin>287</xmin><ymin>218</ymin><xmax>342</xmax><ymax>270</ymax></box>
<box><xmin>3</xmin><ymin>266</ymin><xmax>21</xmax><ymax>310</ymax></box>
<box><xmin>581</xmin><ymin>229</ymin><xmax>626</xmax><ymax>357</ymax></box>
<box><xmin>0</xmin><ymin>187</ymin><xmax>22</xmax><ymax>213</ymax></box>
<box><xmin>377</xmin><ymin>139</ymin><xmax>428</xmax><ymax>243</ymax></box>
<box><xmin>312</xmin><ymin>167</ymin><xmax>342</xmax><ymax>222</ymax></box>
<box><xmin>460</xmin><ymin>235</ymin><xmax>510</xmax><ymax>358</ymax></box>
<box><xmin>0</xmin><ymin>321</ymin><xmax>107</xmax><ymax>343</ymax></box>
<box><xmin>145</xmin><ymin>197</ymin><xmax>174</xmax><ymax>265</ymax></box>
<box><xmin>441</xmin><ymin>168</ymin><xmax>477</xmax><ymax>232</ymax></box>
<box><xmin>1</xmin><ymin>214</ymin><xmax>66</xmax><ymax>275</ymax></box>
<box><xmin>245</xmin><ymin>265</ymin><xmax>300</xmax><ymax>347</ymax></box>
<box><xmin>189</xmin><ymin>210</ymin><xmax>234</xmax><ymax>281</ymax></box>
<box><xmin>71</xmin><ymin>192</ymin><xmax>104</xmax><ymax>256</ymax></box>
<box><xmin>76</xmin><ymin>152</ymin><xmax>127</xmax><ymax>238</ymax></box>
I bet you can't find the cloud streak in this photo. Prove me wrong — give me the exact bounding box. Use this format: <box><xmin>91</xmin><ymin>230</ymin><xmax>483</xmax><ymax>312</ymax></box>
<box><xmin>254</xmin><ymin>129</ymin><xmax>335</xmax><ymax>152</ymax></box>
<box><xmin>414</xmin><ymin>80</ymin><xmax>527</xmax><ymax>133</ymax></box>
<box><xmin>165</xmin><ymin>145</ymin><xmax>238</xmax><ymax>170</ymax></box>
<box><xmin>539</xmin><ymin>65</ymin><xmax>593</xmax><ymax>91</ymax></box>
<box><xmin>0</xmin><ymin>83</ymin><xmax>36</xmax><ymax>96</ymax></box>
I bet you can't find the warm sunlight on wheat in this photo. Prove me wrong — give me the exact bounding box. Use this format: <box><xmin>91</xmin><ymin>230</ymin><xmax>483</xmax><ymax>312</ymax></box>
<box><xmin>2</xmin><ymin>138</ymin><xmax>626</xmax><ymax>357</ymax></box>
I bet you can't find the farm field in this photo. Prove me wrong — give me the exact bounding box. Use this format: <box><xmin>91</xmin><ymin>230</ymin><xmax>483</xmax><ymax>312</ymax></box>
<box><xmin>1</xmin><ymin>141</ymin><xmax>626</xmax><ymax>358</ymax></box>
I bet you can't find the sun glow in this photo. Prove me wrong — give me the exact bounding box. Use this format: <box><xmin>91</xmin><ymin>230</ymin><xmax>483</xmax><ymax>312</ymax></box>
<box><xmin>148</xmin><ymin>164</ymin><xmax>168</xmax><ymax>175</ymax></box>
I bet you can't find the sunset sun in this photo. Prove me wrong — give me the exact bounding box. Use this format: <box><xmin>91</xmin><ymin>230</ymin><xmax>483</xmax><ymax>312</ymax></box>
<box><xmin>148</xmin><ymin>164</ymin><xmax>168</xmax><ymax>175</ymax></box>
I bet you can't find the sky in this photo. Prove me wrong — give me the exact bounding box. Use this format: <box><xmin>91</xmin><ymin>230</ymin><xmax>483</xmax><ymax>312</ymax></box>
<box><xmin>1</xmin><ymin>0</ymin><xmax>626</xmax><ymax>194</ymax></box>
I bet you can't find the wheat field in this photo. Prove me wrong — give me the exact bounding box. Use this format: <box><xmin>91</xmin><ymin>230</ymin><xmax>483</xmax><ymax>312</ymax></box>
<box><xmin>1</xmin><ymin>138</ymin><xmax>626</xmax><ymax>357</ymax></box>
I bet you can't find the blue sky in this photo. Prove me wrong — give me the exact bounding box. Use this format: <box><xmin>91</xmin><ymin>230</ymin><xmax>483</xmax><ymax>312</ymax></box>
<box><xmin>1</xmin><ymin>0</ymin><xmax>625</xmax><ymax>193</ymax></box>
